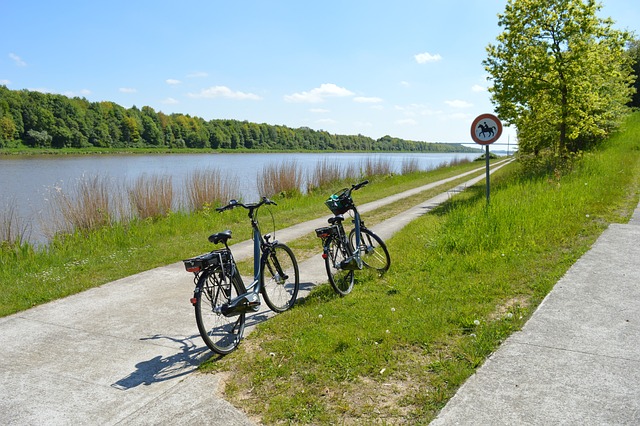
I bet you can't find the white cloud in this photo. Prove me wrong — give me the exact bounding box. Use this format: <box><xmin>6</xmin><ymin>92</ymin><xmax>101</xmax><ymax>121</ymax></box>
<box><xmin>63</xmin><ymin>89</ymin><xmax>92</xmax><ymax>97</ymax></box>
<box><xmin>310</xmin><ymin>108</ymin><xmax>330</xmax><ymax>113</ymax></box>
<box><xmin>188</xmin><ymin>86</ymin><xmax>262</xmax><ymax>100</ymax></box>
<box><xmin>119</xmin><ymin>87</ymin><xmax>137</xmax><ymax>93</ymax></box>
<box><xmin>471</xmin><ymin>84</ymin><xmax>485</xmax><ymax>92</ymax></box>
<box><xmin>284</xmin><ymin>83</ymin><xmax>354</xmax><ymax>103</ymax></box>
<box><xmin>354</xmin><ymin>121</ymin><xmax>373</xmax><ymax>128</ymax></box>
<box><xmin>1</xmin><ymin>79</ymin><xmax>11</xmax><ymax>85</ymax></box>
<box><xmin>396</xmin><ymin>118</ymin><xmax>418</xmax><ymax>126</ymax></box>
<box><xmin>166</xmin><ymin>79</ymin><xmax>182</xmax><ymax>85</ymax></box>
<box><xmin>9</xmin><ymin>53</ymin><xmax>26</xmax><ymax>66</ymax></box>
<box><xmin>162</xmin><ymin>97</ymin><xmax>179</xmax><ymax>104</ymax></box>
<box><xmin>400</xmin><ymin>81</ymin><xmax>410</xmax><ymax>88</ymax></box>
<box><xmin>187</xmin><ymin>71</ymin><xmax>208</xmax><ymax>78</ymax></box>
<box><xmin>445</xmin><ymin>99</ymin><xmax>473</xmax><ymax>108</ymax></box>
<box><xmin>354</xmin><ymin>96</ymin><xmax>382</xmax><ymax>103</ymax></box>
<box><xmin>414</xmin><ymin>52</ymin><xmax>442</xmax><ymax>64</ymax></box>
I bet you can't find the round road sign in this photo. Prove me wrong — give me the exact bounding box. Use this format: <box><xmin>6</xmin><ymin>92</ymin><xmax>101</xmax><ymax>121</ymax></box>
<box><xmin>471</xmin><ymin>113</ymin><xmax>502</xmax><ymax>145</ymax></box>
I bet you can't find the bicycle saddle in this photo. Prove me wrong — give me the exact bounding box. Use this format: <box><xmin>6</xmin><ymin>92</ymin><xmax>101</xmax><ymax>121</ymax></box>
<box><xmin>328</xmin><ymin>215</ymin><xmax>344</xmax><ymax>225</ymax></box>
<box><xmin>208</xmin><ymin>230</ymin><xmax>232</xmax><ymax>244</ymax></box>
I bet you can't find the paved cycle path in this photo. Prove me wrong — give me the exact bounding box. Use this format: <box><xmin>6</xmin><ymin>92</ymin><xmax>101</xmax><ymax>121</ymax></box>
<box><xmin>0</xmin><ymin>159</ymin><xmax>513</xmax><ymax>425</ymax></box>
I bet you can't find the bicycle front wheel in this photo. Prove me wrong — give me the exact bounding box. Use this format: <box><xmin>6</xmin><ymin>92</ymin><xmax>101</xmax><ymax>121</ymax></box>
<box><xmin>349</xmin><ymin>228</ymin><xmax>391</xmax><ymax>274</ymax></box>
<box><xmin>260</xmin><ymin>243</ymin><xmax>300</xmax><ymax>313</ymax></box>
<box><xmin>324</xmin><ymin>236</ymin><xmax>355</xmax><ymax>296</ymax></box>
<box><xmin>194</xmin><ymin>268</ymin><xmax>246</xmax><ymax>355</ymax></box>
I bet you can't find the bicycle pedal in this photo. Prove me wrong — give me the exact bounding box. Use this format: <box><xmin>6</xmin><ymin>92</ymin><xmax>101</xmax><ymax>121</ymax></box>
<box><xmin>339</xmin><ymin>256</ymin><xmax>362</xmax><ymax>271</ymax></box>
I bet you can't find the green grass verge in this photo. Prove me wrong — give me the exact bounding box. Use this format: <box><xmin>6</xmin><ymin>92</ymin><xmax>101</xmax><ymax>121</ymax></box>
<box><xmin>202</xmin><ymin>112</ymin><xmax>640</xmax><ymax>424</ymax></box>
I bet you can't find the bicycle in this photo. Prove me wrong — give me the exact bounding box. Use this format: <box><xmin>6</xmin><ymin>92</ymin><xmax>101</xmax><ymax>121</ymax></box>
<box><xmin>315</xmin><ymin>180</ymin><xmax>391</xmax><ymax>296</ymax></box>
<box><xmin>183</xmin><ymin>197</ymin><xmax>299</xmax><ymax>354</ymax></box>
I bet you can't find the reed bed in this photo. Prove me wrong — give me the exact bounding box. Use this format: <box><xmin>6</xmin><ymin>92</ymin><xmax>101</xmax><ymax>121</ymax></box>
<box><xmin>306</xmin><ymin>159</ymin><xmax>344</xmax><ymax>192</ymax></box>
<box><xmin>43</xmin><ymin>175</ymin><xmax>115</xmax><ymax>237</ymax></box>
<box><xmin>257</xmin><ymin>160</ymin><xmax>303</xmax><ymax>198</ymax></box>
<box><xmin>128</xmin><ymin>174</ymin><xmax>173</xmax><ymax>219</ymax></box>
<box><xmin>401</xmin><ymin>157</ymin><xmax>421</xmax><ymax>174</ymax></box>
<box><xmin>0</xmin><ymin>197</ymin><xmax>29</xmax><ymax>247</ymax></box>
<box><xmin>186</xmin><ymin>168</ymin><xmax>236</xmax><ymax>210</ymax></box>
<box><xmin>361</xmin><ymin>157</ymin><xmax>392</xmax><ymax>177</ymax></box>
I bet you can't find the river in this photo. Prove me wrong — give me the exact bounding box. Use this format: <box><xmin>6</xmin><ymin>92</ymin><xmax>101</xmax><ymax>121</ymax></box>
<box><xmin>0</xmin><ymin>152</ymin><xmax>480</xmax><ymax>244</ymax></box>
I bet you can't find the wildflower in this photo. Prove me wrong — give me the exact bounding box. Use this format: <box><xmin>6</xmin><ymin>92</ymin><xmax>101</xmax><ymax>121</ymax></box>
<box><xmin>380</xmin><ymin>368</ymin><xmax>386</xmax><ymax>375</ymax></box>
<box><xmin>506</xmin><ymin>313</ymin><xmax>513</xmax><ymax>319</ymax></box>
<box><xmin>318</xmin><ymin>314</ymin><xmax>323</xmax><ymax>319</ymax></box>
<box><xmin>473</xmin><ymin>319</ymin><xmax>480</xmax><ymax>326</ymax></box>
<box><xmin>391</xmin><ymin>307</ymin><xmax>396</xmax><ymax>312</ymax></box>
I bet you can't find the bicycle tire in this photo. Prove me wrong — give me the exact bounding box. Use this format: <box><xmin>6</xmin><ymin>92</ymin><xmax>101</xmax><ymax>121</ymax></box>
<box><xmin>194</xmin><ymin>267</ymin><xmax>246</xmax><ymax>355</ymax></box>
<box><xmin>349</xmin><ymin>227</ymin><xmax>391</xmax><ymax>274</ymax></box>
<box><xmin>260</xmin><ymin>243</ymin><xmax>300</xmax><ymax>313</ymax></box>
<box><xmin>324</xmin><ymin>236</ymin><xmax>355</xmax><ymax>296</ymax></box>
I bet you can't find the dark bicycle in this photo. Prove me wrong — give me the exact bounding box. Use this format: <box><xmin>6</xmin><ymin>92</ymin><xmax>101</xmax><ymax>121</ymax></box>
<box><xmin>183</xmin><ymin>197</ymin><xmax>299</xmax><ymax>354</ymax></box>
<box><xmin>315</xmin><ymin>180</ymin><xmax>391</xmax><ymax>296</ymax></box>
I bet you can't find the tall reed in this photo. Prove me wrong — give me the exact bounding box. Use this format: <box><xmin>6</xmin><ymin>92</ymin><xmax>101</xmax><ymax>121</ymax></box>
<box><xmin>0</xmin><ymin>197</ymin><xmax>29</xmax><ymax>246</ymax></box>
<box><xmin>43</xmin><ymin>175</ymin><xmax>114</xmax><ymax>237</ymax></box>
<box><xmin>186</xmin><ymin>168</ymin><xmax>236</xmax><ymax>210</ymax></box>
<box><xmin>360</xmin><ymin>157</ymin><xmax>392</xmax><ymax>177</ymax></box>
<box><xmin>400</xmin><ymin>157</ymin><xmax>420</xmax><ymax>174</ymax></box>
<box><xmin>128</xmin><ymin>174</ymin><xmax>173</xmax><ymax>219</ymax></box>
<box><xmin>257</xmin><ymin>160</ymin><xmax>303</xmax><ymax>198</ymax></box>
<box><xmin>306</xmin><ymin>159</ymin><xmax>343</xmax><ymax>192</ymax></box>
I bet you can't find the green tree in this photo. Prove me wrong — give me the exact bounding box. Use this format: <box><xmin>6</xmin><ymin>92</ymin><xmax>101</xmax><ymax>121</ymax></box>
<box><xmin>484</xmin><ymin>0</ymin><xmax>634</xmax><ymax>155</ymax></box>
<box><xmin>627</xmin><ymin>38</ymin><xmax>640</xmax><ymax>108</ymax></box>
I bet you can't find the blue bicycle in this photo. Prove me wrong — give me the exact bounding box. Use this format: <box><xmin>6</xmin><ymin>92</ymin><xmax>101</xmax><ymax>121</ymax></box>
<box><xmin>316</xmin><ymin>180</ymin><xmax>391</xmax><ymax>296</ymax></box>
<box><xmin>183</xmin><ymin>197</ymin><xmax>299</xmax><ymax>354</ymax></box>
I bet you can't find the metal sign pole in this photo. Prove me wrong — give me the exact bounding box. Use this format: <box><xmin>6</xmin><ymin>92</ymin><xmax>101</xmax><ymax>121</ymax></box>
<box><xmin>485</xmin><ymin>145</ymin><xmax>490</xmax><ymax>204</ymax></box>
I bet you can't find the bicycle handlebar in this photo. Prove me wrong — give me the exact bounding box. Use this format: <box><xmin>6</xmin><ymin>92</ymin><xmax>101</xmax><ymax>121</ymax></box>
<box><xmin>351</xmin><ymin>180</ymin><xmax>369</xmax><ymax>191</ymax></box>
<box><xmin>216</xmin><ymin>196</ymin><xmax>277</xmax><ymax>213</ymax></box>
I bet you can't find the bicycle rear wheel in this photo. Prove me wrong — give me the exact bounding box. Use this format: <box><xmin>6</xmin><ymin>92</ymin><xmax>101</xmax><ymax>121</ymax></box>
<box><xmin>324</xmin><ymin>237</ymin><xmax>355</xmax><ymax>296</ymax></box>
<box><xmin>260</xmin><ymin>243</ymin><xmax>300</xmax><ymax>313</ymax></box>
<box><xmin>194</xmin><ymin>268</ymin><xmax>246</xmax><ymax>355</ymax></box>
<box><xmin>349</xmin><ymin>227</ymin><xmax>391</xmax><ymax>274</ymax></box>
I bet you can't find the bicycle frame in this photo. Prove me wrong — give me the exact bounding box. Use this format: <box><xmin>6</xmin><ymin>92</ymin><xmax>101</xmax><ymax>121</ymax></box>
<box><xmin>212</xmin><ymin>197</ymin><xmax>287</xmax><ymax>315</ymax></box>
<box><xmin>246</xmin><ymin>205</ymin><xmax>273</xmax><ymax>295</ymax></box>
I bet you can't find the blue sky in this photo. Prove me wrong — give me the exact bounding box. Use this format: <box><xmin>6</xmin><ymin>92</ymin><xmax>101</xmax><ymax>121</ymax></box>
<box><xmin>2</xmin><ymin>1</ymin><xmax>638</xmax><ymax>146</ymax></box>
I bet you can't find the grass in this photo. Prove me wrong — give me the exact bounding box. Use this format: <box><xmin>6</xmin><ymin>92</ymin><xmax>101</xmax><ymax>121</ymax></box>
<box><xmin>200</xmin><ymin>112</ymin><xmax>640</xmax><ymax>424</ymax></box>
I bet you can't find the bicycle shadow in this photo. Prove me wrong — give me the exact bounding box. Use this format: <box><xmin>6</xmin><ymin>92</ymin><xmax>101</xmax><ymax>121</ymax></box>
<box><xmin>110</xmin><ymin>334</ymin><xmax>214</xmax><ymax>391</ymax></box>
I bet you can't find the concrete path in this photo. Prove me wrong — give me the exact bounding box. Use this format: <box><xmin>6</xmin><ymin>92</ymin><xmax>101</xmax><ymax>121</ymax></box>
<box><xmin>431</xmin><ymin>201</ymin><xmax>640</xmax><ymax>425</ymax></box>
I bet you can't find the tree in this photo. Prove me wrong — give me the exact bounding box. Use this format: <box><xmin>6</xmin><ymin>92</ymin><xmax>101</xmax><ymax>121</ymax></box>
<box><xmin>484</xmin><ymin>0</ymin><xmax>634</xmax><ymax>155</ymax></box>
<box><xmin>627</xmin><ymin>38</ymin><xmax>640</xmax><ymax>108</ymax></box>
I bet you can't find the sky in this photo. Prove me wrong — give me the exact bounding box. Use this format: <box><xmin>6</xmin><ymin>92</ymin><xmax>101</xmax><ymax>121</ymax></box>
<box><xmin>2</xmin><ymin>1</ymin><xmax>639</xmax><ymax>148</ymax></box>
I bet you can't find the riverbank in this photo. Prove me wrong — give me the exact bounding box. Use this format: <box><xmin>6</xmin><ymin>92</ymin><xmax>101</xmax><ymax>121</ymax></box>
<box><xmin>0</xmin><ymin>158</ymin><xmax>488</xmax><ymax>317</ymax></box>
<box><xmin>0</xmin><ymin>146</ymin><xmax>484</xmax><ymax>156</ymax></box>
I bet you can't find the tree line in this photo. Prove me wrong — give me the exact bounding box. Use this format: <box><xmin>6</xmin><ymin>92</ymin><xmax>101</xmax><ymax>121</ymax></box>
<box><xmin>0</xmin><ymin>86</ymin><xmax>478</xmax><ymax>153</ymax></box>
